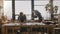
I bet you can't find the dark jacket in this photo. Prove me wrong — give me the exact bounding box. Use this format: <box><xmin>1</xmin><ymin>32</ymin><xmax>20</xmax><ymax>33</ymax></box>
<box><xmin>34</xmin><ymin>10</ymin><xmax>43</xmax><ymax>22</ymax></box>
<box><xmin>18</xmin><ymin>15</ymin><xmax>26</xmax><ymax>22</ymax></box>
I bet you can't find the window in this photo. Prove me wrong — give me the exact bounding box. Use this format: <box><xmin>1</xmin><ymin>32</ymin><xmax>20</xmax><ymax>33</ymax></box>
<box><xmin>15</xmin><ymin>1</ymin><xmax>31</xmax><ymax>20</ymax></box>
<box><xmin>34</xmin><ymin>1</ymin><xmax>51</xmax><ymax>20</ymax></box>
<box><xmin>4</xmin><ymin>0</ymin><xmax>12</xmax><ymax>20</ymax></box>
<box><xmin>53</xmin><ymin>1</ymin><xmax>60</xmax><ymax>14</ymax></box>
<box><xmin>4</xmin><ymin>0</ymin><xmax>60</xmax><ymax>20</ymax></box>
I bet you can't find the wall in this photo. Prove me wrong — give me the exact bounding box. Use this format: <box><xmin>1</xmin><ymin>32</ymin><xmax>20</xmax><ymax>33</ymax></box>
<box><xmin>4</xmin><ymin>1</ymin><xmax>12</xmax><ymax>20</ymax></box>
<box><xmin>0</xmin><ymin>0</ymin><xmax>3</xmax><ymax>18</ymax></box>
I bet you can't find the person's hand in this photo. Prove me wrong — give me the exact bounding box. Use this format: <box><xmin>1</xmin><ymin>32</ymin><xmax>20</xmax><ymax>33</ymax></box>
<box><xmin>42</xmin><ymin>20</ymin><xmax>46</xmax><ymax>23</ymax></box>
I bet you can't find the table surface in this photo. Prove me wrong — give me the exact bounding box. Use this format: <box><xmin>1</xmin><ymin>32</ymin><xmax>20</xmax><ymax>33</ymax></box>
<box><xmin>3</xmin><ymin>22</ymin><xmax>45</xmax><ymax>26</ymax></box>
<box><xmin>2</xmin><ymin>22</ymin><xmax>58</xmax><ymax>26</ymax></box>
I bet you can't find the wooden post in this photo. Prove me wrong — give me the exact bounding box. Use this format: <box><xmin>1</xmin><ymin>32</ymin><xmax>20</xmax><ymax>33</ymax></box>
<box><xmin>49</xmin><ymin>0</ymin><xmax>54</xmax><ymax>21</ymax></box>
<box><xmin>58</xmin><ymin>14</ymin><xmax>60</xmax><ymax>27</ymax></box>
<box><xmin>0</xmin><ymin>0</ymin><xmax>3</xmax><ymax>34</ymax></box>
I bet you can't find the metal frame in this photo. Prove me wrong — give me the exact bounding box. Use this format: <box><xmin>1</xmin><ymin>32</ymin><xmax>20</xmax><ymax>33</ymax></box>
<box><xmin>12</xmin><ymin>0</ymin><xmax>15</xmax><ymax>20</ymax></box>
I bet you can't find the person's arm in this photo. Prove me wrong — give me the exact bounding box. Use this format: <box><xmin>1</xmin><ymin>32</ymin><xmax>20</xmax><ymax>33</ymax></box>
<box><xmin>24</xmin><ymin>15</ymin><xmax>27</xmax><ymax>22</ymax></box>
<box><xmin>18</xmin><ymin>16</ymin><xmax>19</xmax><ymax>20</ymax></box>
<box><xmin>18</xmin><ymin>16</ymin><xmax>20</xmax><ymax>22</ymax></box>
<box><xmin>24</xmin><ymin>15</ymin><xmax>26</xmax><ymax>22</ymax></box>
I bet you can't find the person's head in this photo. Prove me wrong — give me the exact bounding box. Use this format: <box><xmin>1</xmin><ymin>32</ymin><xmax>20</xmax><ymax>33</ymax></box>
<box><xmin>20</xmin><ymin>12</ymin><xmax>23</xmax><ymax>16</ymax></box>
<box><xmin>34</xmin><ymin>10</ymin><xmax>40</xmax><ymax>12</ymax></box>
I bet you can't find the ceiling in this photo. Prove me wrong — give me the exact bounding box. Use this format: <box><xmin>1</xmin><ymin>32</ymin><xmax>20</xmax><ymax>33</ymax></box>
<box><xmin>5</xmin><ymin>0</ymin><xmax>60</xmax><ymax>1</ymax></box>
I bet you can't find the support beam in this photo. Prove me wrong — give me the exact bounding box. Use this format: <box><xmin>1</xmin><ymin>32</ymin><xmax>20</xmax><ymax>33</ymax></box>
<box><xmin>12</xmin><ymin>0</ymin><xmax>15</xmax><ymax>20</ymax></box>
<box><xmin>49</xmin><ymin>0</ymin><xmax>54</xmax><ymax>20</ymax></box>
<box><xmin>31</xmin><ymin>0</ymin><xmax>34</xmax><ymax>20</ymax></box>
<box><xmin>34</xmin><ymin>5</ymin><xmax>45</xmax><ymax>6</ymax></box>
<box><xmin>5</xmin><ymin>0</ymin><xmax>60</xmax><ymax>1</ymax></box>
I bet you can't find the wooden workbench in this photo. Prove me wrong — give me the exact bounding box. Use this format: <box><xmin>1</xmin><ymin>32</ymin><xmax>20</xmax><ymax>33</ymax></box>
<box><xmin>1</xmin><ymin>22</ymin><xmax>55</xmax><ymax>34</ymax></box>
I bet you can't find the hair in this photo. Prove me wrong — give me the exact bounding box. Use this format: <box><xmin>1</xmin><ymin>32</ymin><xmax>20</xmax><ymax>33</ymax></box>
<box><xmin>20</xmin><ymin>12</ymin><xmax>23</xmax><ymax>16</ymax></box>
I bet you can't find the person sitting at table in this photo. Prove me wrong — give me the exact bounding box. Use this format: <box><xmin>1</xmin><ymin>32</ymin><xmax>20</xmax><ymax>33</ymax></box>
<box><xmin>18</xmin><ymin>12</ymin><xmax>26</xmax><ymax>22</ymax></box>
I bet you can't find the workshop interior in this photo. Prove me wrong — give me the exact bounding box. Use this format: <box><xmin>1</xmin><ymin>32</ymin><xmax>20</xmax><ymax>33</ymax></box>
<box><xmin>0</xmin><ymin>0</ymin><xmax>60</xmax><ymax>34</ymax></box>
